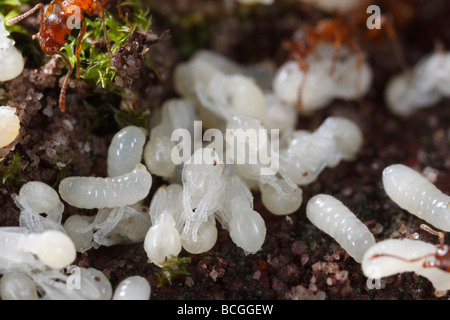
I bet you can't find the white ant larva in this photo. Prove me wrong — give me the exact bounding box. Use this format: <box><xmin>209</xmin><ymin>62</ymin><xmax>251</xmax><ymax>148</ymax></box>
<box><xmin>107</xmin><ymin>125</ymin><xmax>146</xmax><ymax>177</ymax></box>
<box><xmin>306</xmin><ymin>194</ymin><xmax>376</xmax><ymax>262</ymax></box>
<box><xmin>361</xmin><ymin>225</ymin><xmax>450</xmax><ymax>296</ymax></box>
<box><xmin>58</xmin><ymin>163</ymin><xmax>152</xmax><ymax>209</ymax></box>
<box><xmin>0</xmin><ymin>272</ymin><xmax>39</xmax><ymax>300</ymax></box>
<box><xmin>0</xmin><ymin>106</ymin><xmax>20</xmax><ymax>148</ymax></box>
<box><xmin>0</xmin><ymin>228</ymin><xmax>76</xmax><ymax>270</ymax></box>
<box><xmin>385</xmin><ymin>49</ymin><xmax>450</xmax><ymax>117</ymax></box>
<box><xmin>112</xmin><ymin>276</ymin><xmax>151</xmax><ymax>300</ymax></box>
<box><xmin>13</xmin><ymin>181</ymin><xmax>65</xmax><ymax>233</ymax></box>
<box><xmin>382</xmin><ymin>164</ymin><xmax>450</xmax><ymax>231</ymax></box>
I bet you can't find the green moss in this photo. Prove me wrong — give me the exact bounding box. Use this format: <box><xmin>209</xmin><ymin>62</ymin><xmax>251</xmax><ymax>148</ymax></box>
<box><xmin>0</xmin><ymin>152</ymin><xmax>26</xmax><ymax>190</ymax></box>
<box><xmin>156</xmin><ymin>255</ymin><xmax>192</xmax><ymax>287</ymax></box>
<box><xmin>61</xmin><ymin>1</ymin><xmax>152</xmax><ymax>89</ymax></box>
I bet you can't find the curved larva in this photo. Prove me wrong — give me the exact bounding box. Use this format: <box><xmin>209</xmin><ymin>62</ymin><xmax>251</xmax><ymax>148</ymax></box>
<box><xmin>107</xmin><ymin>126</ymin><xmax>146</xmax><ymax>177</ymax></box>
<box><xmin>361</xmin><ymin>238</ymin><xmax>450</xmax><ymax>294</ymax></box>
<box><xmin>362</xmin><ymin>239</ymin><xmax>436</xmax><ymax>278</ymax></box>
<box><xmin>382</xmin><ymin>164</ymin><xmax>450</xmax><ymax>231</ymax></box>
<box><xmin>59</xmin><ymin>164</ymin><xmax>152</xmax><ymax>209</ymax></box>
<box><xmin>306</xmin><ymin>194</ymin><xmax>376</xmax><ymax>262</ymax></box>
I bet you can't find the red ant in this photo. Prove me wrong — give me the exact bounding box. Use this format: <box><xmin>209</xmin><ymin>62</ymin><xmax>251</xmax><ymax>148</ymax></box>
<box><xmin>6</xmin><ymin>0</ymin><xmax>126</xmax><ymax>112</ymax></box>
<box><xmin>288</xmin><ymin>18</ymin><xmax>364</xmax><ymax>110</ymax></box>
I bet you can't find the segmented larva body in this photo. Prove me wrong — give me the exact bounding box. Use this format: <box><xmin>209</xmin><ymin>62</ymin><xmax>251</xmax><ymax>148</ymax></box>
<box><xmin>107</xmin><ymin>126</ymin><xmax>146</xmax><ymax>177</ymax></box>
<box><xmin>382</xmin><ymin>164</ymin><xmax>450</xmax><ymax>231</ymax></box>
<box><xmin>59</xmin><ymin>164</ymin><xmax>152</xmax><ymax>209</ymax></box>
<box><xmin>306</xmin><ymin>194</ymin><xmax>376</xmax><ymax>262</ymax></box>
<box><xmin>361</xmin><ymin>238</ymin><xmax>450</xmax><ymax>294</ymax></box>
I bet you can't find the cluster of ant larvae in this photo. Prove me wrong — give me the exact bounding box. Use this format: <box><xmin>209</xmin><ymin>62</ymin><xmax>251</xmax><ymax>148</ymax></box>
<box><xmin>382</xmin><ymin>164</ymin><xmax>450</xmax><ymax>231</ymax></box>
<box><xmin>0</xmin><ymin>105</ymin><xmax>20</xmax><ymax>148</ymax></box>
<box><xmin>362</xmin><ymin>238</ymin><xmax>450</xmax><ymax>295</ymax></box>
<box><xmin>280</xmin><ymin>116</ymin><xmax>363</xmax><ymax>185</ymax></box>
<box><xmin>0</xmin><ymin>16</ymin><xmax>24</xmax><ymax>82</ymax></box>
<box><xmin>273</xmin><ymin>43</ymin><xmax>373</xmax><ymax>113</ymax></box>
<box><xmin>385</xmin><ymin>49</ymin><xmax>450</xmax><ymax>116</ymax></box>
<box><xmin>306</xmin><ymin>194</ymin><xmax>376</xmax><ymax>263</ymax></box>
<box><xmin>173</xmin><ymin>50</ymin><xmax>293</xmax><ymax>132</ymax></box>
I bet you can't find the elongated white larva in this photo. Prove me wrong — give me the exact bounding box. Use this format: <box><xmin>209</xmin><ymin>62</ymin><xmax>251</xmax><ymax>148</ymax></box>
<box><xmin>361</xmin><ymin>238</ymin><xmax>450</xmax><ymax>294</ymax></box>
<box><xmin>382</xmin><ymin>164</ymin><xmax>450</xmax><ymax>231</ymax></box>
<box><xmin>107</xmin><ymin>126</ymin><xmax>146</xmax><ymax>177</ymax></box>
<box><xmin>306</xmin><ymin>194</ymin><xmax>376</xmax><ymax>262</ymax></box>
<box><xmin>59</xmin><ymin>164</ymin><xmax>152</xmax><ymax>209</ymax></box>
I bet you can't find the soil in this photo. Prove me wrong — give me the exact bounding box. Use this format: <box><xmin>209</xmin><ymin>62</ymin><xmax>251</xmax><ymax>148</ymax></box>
<box><xmin>0</xmin><ymin>0</ymin><xmax>449</xmax><ymax>300</ymax></box>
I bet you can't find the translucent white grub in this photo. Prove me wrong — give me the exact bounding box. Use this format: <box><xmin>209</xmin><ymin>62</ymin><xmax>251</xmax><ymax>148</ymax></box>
<box><xmin>382</xmin><ymin>164</ymin><xmax>450</xmax><ymax>231</ymax></box>
<box><xmin>63</xmin><ymin>215</ymin><xmax>94</xmax><ymax>252</ymax></box>
<box><xmin>174</xmin><ymin>50</ymin><xmax>274</xmax><ymax>102</ymax></box>
<box><xmin>279</xmin><ymin>116</ymin><xmax>363</xmax><ymax>185</ymax></box>
<box><xmin>306</xmin><ymin>194</ymin><xmax>376</xmax><ymax>262</ymax></box>
<box><xmin>272</xmin><ymin>44</ymin><xmax>372</xmax><ymax>112</ymax></box>
<box><xmin>13</xmin><ymin>181</ymin><xmax>65</xmax><ymax>233</ymax></box>
<box><xmin>144</xmin><ymin>221</ymin><xmax>182</xmax><ymax>267</ymax></box>
<box><xmin>107</xmin><ymin>125</ymin><xmax>146</xmax><ymax>177</ymax></box>
<box><xmin>181</xmin><ymin>148</ymin><xmax>226</xmax><ymax>242</ymax></box>
<box><xmin>35</xmin><ymin>267</ymin><xmax>112</xmax><ymax>300</ymax></box>
<box><xmin>0</xmin><ymin>228</ymin><xmax>76</xmax><ymax>271</ymax></box>
<box><xmin>314</xmin><ymin>116</ymin><xmax>363</xmax><ymax>161</ymax></box>
<box><xmin>144</xmin><ymin>184</ymin><xmax>184</xmax><ymax>267</ymax></box>
<box><xmin>385</xmin><ymin>49</ymin><xmax>450</xmax><ymax>116</ymax></box>
<box><xmin>89</xmin><ymin>205</ymin><xmax>151</xmax><ymax>248</ymax></box>
<box><xmin>145</xmin><ymin>98</ymin><xmax>197</xmax><ymax>178</ymax></box>
<box><xmin>181</xmin><ymin>216</ymin><xmax>218</xmax><ymax>254</ymax></box>
<box><xmin>0</xmin><ymin>105</ymin><xmax>20</xmax><ymax>148</ymax></box>
<box><xmin>0</xmin><ymin>272</ymin><xmax>38</xmax><ymax>300</ymax></box>
<box><xmin>113</xmin><ymin>276</ymin><xmax>151</xmax><ymax>300</ymax></box>
<box><xmin>0</xmin><ymin>17</ymin><xmax>24</xmax><ymax>81</ymax></box>
<box><xmin>58</xmin><ymin>163</ymin><xmax>152</xmax><ymax>209</ymax></box>
<box><xmin>143</xmin><ymin>135</ymin><xmax>176</xmax><ymax>178</ymax></box>
<box><xmin>195</xmin><ymin>73</ymin><xmax>266</xmax><ymax>125</ymax></box>
<box><xmin>260</xmin><ymin>177</ymin><xmax>303</xmax><ymax>216</ymax></box>
<box><xmin>216</xmin><ymin>176</ymin><xmax>266</xmax><ymax>255</ymax></box>
<box><xmin>261</xmin><ymin>93</ymin><xmax>298</xmax><ymax>133</ymax></box>
<box><xmin>362</xmin><ymin>238</ymin><xmax>450</xmax><ymax>294</ymax></box>
<box><xmin>279</xmin><ymin>130</ymin><xmax>338</xmax><ymax>185</ymax></box>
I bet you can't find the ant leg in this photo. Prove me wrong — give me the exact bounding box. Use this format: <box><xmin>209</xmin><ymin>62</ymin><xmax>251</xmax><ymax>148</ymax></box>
<box><xmin>75</xmin><ymin>18</ymin><xmax>87</xmax><ymax>79</ymax></box>
<box><xmin>117</xmin><ymin>0</ymin><xmax>133</xmax><ymax>27</ymax></box>
<box><xmin>420</xmin><ymin>224</ymin><xmax>445</xmax><ymax>247</ymax></box>
<box><xmin>56</xmin><ymin>50</ymin><xmax>73</xmax><ymax>112</ymax></box>
<box><xmin>6</xmin><ymin>3</ymin><xmax>44</xmax><ymax>27</ymax></box>
<box><xmin>329</xmin><ymin>32</ymin><xmax>343</xmax><ymax>77</ymax></box>
<box><xmin>94</xmin><ymin>1</ymin><xmax>113</xmax><ymax>56</ymax></box>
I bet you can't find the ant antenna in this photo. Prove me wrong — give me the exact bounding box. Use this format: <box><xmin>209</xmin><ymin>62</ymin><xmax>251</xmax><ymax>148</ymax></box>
<box><xmin>420</xmin><ymin>224</ymin><xmax>445</xmax><ymax>247</ymax></box>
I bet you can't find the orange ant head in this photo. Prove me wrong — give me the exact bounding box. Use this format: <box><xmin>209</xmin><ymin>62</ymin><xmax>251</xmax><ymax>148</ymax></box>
<box><xmin>39</xmin><ymin>12</ymin><xmax>71</xmax><ymax>56</ymax></box>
